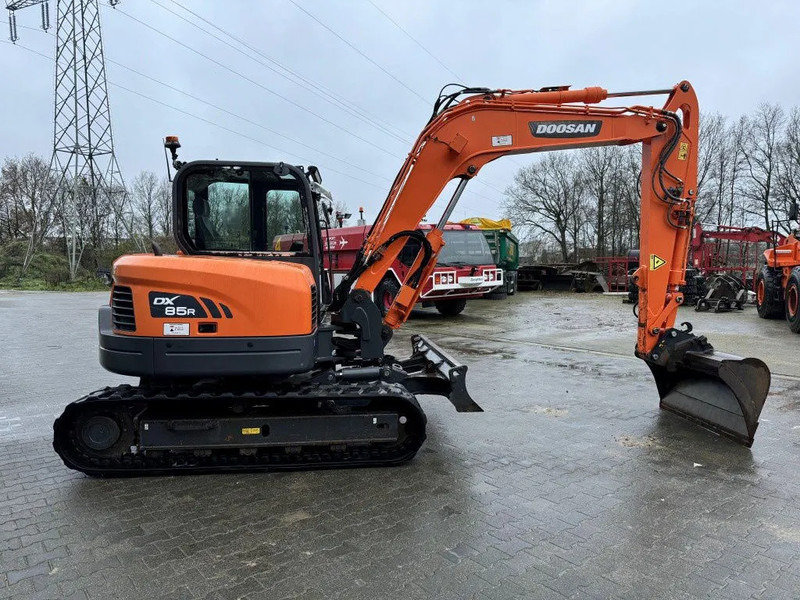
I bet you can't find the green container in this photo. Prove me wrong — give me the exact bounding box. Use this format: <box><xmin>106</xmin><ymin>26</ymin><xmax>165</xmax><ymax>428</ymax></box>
<box><xmin>479</xmin><ymin>228</ymin><xmax>519</xmax><ymax>295</ymax></box>
<box><xmin>481</xmin><ymin>229</ymin><xmax>519</xmax><ymax>271</ymax></box>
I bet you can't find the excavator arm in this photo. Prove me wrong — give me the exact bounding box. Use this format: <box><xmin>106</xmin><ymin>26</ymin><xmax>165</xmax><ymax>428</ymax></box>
<box><xmin>333</xmin><ymin>81</ymin><xmax>770</xmax><ymax>446</ymax></box>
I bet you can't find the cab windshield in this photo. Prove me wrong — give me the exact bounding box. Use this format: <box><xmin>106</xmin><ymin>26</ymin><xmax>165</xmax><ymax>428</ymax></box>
<box><xmin>437</xmin><ymin>230</ymin><xmax>495</xmax><ymax>266</ymax></box>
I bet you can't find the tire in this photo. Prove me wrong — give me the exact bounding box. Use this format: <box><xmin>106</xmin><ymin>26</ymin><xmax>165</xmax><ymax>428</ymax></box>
<box><xmin>434</xmin><ymin>298</ymin><xmax>467</xmax><ymax>316</ymax></box>
<box><xmin>785</xmin><ymin>270</ymin><xmax>800</xmax><ymax>333</ymax></box>
<box><xmin>756</xmin><ymin>266</ymin><xmax>785</xmax><ymax>319</ymax></box>
<box><xmin>486</xmin><ymin>288</ymin><xmax>508</xmax><ymax>300</ymax></box>
<box><xmin>374</xmin><ymin>277</ymin><xmax>400</xmax><ymax>317</ymax></box>
<box><xmin>506</xmin><ymin>273</ymin><xmax>517</xmax><ymax>295</ymax></box>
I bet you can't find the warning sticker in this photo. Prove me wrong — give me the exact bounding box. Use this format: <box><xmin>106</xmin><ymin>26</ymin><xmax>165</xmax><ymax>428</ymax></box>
<box><xmin>241</xmin><ymin>427</ymin><xmax>260</xmax><ymax>435</ymax></box>
<box><xmin>650</xmin><ymin>254</ymin><xmax>667</xmax><ymax>270</ymax></box>
<box><xmin>677</xmin><ymin>142</ymin><xmax>689</xmax><ymax>160</ymax></box>
<box><xmin>163</xmin><ymin>323</ymin><xmax>190</xmax><ymax>336</ymax></box>
<box><xmin>492</xmin><ymin>135</ymin><xmax>513</xmax><ymax>147</ymax></box>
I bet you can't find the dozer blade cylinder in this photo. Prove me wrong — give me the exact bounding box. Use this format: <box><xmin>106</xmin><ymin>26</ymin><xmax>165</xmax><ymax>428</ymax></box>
<box><xmin>647</xmin><ymin>351</ymin><xmax>770</xmax><ymax>447</ymax></box>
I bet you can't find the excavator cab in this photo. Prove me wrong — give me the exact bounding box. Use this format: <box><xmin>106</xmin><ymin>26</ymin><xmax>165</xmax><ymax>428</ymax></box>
<box><xmin>173</xmin><ymin>161</ymin><xmax>323</xmax><ymax>269</ymax></box>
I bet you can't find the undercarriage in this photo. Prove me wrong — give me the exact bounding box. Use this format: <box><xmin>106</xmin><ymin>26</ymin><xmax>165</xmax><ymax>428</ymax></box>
<box><xmin>53</xmin><ymin>335</ymin><xmax>478</xmax><ymax>476</ymax></box>
<box><xmin>53</xmin><ymin>381</ymin><xmax>426</xmax><ymax>476</ymax></box>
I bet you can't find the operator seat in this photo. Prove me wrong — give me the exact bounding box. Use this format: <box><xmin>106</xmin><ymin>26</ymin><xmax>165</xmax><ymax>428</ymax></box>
<box><xmin>193</xmin><ymin>191</ymin><xmax>218</xmax><ymax>249</ymax></box>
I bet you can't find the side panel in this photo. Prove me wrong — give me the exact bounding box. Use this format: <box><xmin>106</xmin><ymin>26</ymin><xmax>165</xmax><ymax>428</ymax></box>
<box><xmin>112</xmin><ymin>254</ymin><xmax>316</xmax><ymax>338</ymax></box>
<box><xmin>98</xmin><ymin>306</ymin><xmax>315</xmax><ymax>377</ymax></box>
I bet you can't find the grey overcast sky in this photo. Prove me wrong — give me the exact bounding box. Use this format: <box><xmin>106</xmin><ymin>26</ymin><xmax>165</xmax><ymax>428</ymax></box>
<box><xmin>1</xmin><ymin>0</ymin><xmax>799</xmax><ymax>221</ymax></box>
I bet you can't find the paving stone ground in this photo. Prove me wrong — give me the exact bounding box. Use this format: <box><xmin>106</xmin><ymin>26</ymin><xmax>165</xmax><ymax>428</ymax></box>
<box><xmin>1</xmin><ymin>290</ymin><xmax>799</xmax><ymax>599</ymax></box>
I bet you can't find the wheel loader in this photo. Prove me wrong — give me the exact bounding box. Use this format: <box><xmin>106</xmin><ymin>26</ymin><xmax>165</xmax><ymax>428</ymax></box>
<box><xmin>54</xmin><ymin>81</ymin><xmax>772</xmax><ymax>476</ymax></box>
<box><xmin>756</xmin><ymin>201</ymin><xmax>800</xmax><ymax>331</ymax></box>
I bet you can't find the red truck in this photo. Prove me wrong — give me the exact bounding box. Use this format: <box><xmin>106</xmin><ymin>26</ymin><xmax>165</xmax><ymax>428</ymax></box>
<box><xmin>276</xmin><ymin>223</ymin><xmax>502</xmax><ymax>316</ymax></box>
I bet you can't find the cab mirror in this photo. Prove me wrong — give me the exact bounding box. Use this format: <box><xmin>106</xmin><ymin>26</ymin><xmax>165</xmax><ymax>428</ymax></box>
<box><xmin>307</xmin><ymin>166</ymin><xmax>322</xmax><ymax>185</ymax></box>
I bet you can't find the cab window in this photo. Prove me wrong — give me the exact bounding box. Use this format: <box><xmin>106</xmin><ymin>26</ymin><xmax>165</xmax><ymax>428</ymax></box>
<box><xmin>184</xmin><ymin>167</ymin><xmax>309</xmax><ymax>253</ymax></box>
<box><xmin>399</xmin><ymin>237</ymin><xmax>422</xmax><ymax>267</ymax></box>
<box><xmin>187</xmin><ymin>181</ymin><xmax>249</xmax><ymax>251</ymax></box>
<box><xmin>266</xmin><ymin>189</ymin><xmax>304</xmax><ymax>244</ymax></box>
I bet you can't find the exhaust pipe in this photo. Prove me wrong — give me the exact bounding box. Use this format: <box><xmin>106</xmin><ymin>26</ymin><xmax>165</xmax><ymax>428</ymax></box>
<box><xmin>642</xmin><ymin>325</ymin><xmax>770</xmax><ymax>447</ymax></box>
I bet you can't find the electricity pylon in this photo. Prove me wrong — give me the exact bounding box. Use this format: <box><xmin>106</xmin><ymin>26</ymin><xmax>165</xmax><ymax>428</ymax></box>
<box><xmin>7</xmin><ymin>0</ymin><xmax>129</xmax><ymax>277</ymax></box>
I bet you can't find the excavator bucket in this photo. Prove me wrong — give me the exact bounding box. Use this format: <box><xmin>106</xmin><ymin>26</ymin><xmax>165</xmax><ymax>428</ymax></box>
<box><xmin>648</xmin><ymin>351</ymin><xmax>770</xmax><ymax>447</ymax></box>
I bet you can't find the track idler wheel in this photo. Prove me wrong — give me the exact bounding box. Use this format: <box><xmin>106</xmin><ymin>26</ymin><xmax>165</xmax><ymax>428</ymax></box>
<box><xmin>79</xmin><ymin>415</ymin><xmax>121</xmax><ymax>451</ymax></box>
<box><xmin>647</xmin><ymin>350</ymin><xmax>770</xmax><ymax>447</ymax></box>
<box><xmin>55</xmin><ymin>404</ymin><xmax>135</xmax><ymax>470</ymax></box>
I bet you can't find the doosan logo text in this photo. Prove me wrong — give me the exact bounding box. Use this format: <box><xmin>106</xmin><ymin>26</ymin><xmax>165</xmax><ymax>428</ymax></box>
<box><xmin>529</xmin><ymin>120</ymin><xmax>603</xmax><ymax>138</ymax></box>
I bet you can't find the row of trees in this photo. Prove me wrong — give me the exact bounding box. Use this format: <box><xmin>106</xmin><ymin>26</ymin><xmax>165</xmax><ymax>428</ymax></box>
<box><xmin>0</xmin><ymin>154</ymin><xmax>172</xmax><ymax>282</ymax></box>
<box><xmin>0</xmin><ymin>153</ymin><xmax>348</xmax><ymax>284</ymax></box>
<box><xmin>504</xmin><ymin>104</ymin><xmax>800</xmax><ymax>262</ymax></box>
<box><xmin>2</xmin><ymin>103</ymin><xmax>799</xmax><ymax>282</ymax></box>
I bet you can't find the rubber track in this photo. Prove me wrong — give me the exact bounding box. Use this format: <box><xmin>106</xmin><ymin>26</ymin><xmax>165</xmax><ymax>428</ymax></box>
<box><xmin>53</xmin><ymin>381</ymin><xmax>427</xmax><ymax>477</ymax></box>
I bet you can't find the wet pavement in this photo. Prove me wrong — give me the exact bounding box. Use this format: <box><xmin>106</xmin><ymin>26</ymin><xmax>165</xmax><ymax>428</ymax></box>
<box><xmin>1</xmin><ymin>290</ymin><xmax>799</xmax><ymax>599</ymax></box>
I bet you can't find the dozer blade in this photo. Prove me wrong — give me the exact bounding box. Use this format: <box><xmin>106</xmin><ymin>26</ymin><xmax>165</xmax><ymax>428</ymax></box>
<box><xmin>399</xmin><ymin>334</ymin><xmax>483</xmax><ymax>413</ymax></box>
<box><xmin>648</xmin><ymin>351</ymin><xmax>770</xmax><ymax>447</ymax></box>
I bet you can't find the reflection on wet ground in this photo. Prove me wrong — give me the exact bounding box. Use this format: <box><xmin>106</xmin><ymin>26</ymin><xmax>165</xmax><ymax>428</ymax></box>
<box><xmin>1</xmin><ymin>291</ymin><xmax>799</xmax><ymax>599</ymax></box>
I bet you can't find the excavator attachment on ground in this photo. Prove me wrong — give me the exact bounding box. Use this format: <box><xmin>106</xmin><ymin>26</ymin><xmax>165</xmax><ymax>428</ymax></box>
<box><xmin>54</xmin><ymin>80</ymin><xmax>772</xmax><ymax>477</ymax></box>
<box><xmin>642</xmin><ymin>326</ymin><xmax>770</xmax><ymax>446</ymax></box>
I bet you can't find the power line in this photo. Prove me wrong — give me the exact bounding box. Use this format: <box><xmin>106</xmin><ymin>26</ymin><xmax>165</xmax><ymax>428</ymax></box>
<box><xmin>0</xmin><ymin>18</ymin><xmax>44</xmax><ymax>34</ymax></box>
<box><xmin>106</xmin><ymin>4</ymin><xmax>406</xmax><ymax>161</ymax></box>
<box><xmin>288</xmin><ymin>0</ymin><xmax>430</xmax><ymax>105</ymax></box>
<box><xmin>105</xmin><ymin>4</ymin><xmax>509</xmax><ymax>198</ymax></box>
<box><xmin>3</xmin><ymin>40</ymin><xmax>388</xmax><ymax>191</ymax></box>
<box><xmin>2</xmin><ymin>47</ymin><xmax>490</xmax><ymax>218</ymax></box>
<box><xmin>152</xmin><ymin>0</ymin><xmax>411</xmax><ymax>145</ymax></box>
<box><xmin>0</xmin><ymin>37</ymin><xmax>48</xmax><ymax>58</ymax></box>
<box><xmin>282</xmin><ymin>1</ymin><xmax>511</xmax><ymax>196</ymax></box>
<box><xmin>363</xmin><ymin>4</ymin><xmax>532</xmax><ymax>174</ymax></box>
<box><xmin>106</xmin><ymin>59</ymin><xmax>393</xmax><ymax>183</ymax></box>
<box><xmin>108</xmin><ymin>81</ymin><xmax>387</xmax><ymax>190</ymax></box>
<box><xmin>365</xmin><ymin>1</ymin><xmax>463</xmax><ymax>82</ymax></box>
<box><xmin>3</xmin><ymin>14</ymin><xmax>507</xmax><ymax>212</ymax></box>
<box><xmin>2</xmin><ymin>18</ymin><xmax>395</xmax><ymax>183</ymax></box>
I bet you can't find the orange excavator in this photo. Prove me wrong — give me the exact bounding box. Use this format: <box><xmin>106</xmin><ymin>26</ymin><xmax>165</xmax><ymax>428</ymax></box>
<box><xmin>54</xmin><ymin>81</ymin><xmax>771</xmax><ymax>476</ymax></box>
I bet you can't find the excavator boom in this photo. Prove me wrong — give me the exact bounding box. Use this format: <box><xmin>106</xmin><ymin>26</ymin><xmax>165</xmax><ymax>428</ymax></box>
<box><xmin>334</xmin><ymin>81</ymin><xmax>770</xmax><ymax>446</ymax></box>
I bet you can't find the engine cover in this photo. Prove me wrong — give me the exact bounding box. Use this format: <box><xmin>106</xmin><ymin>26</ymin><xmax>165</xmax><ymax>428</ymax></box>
<box><xmin>111</xmin><ymin>254</ymin><xmax>317</xmax><ymax>338</ymax></box>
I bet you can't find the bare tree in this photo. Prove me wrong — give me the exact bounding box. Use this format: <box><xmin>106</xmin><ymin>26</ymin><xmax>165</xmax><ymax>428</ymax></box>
<box><xmin>607</xmin><ymin>146</ymin><xmax>641</xmax><ymax>255</ymax></box>
<box><xmin>697</xmin><ymin>113</ymin><xmax>726</xmax><ymax>196</ymax></box>
<box><xmin>503</xmin><ymin>153</ymin><xmax>586</xmax><ymax>261</ymax></box>
<box><xmin>518</xmin><ymin>236</ymin><xmax>545</xmax><ymax>262</ymax></box>
<box><xmin>132</xmin><ymin>171</ymin><xmax>160</xmax><ymax>240</ymax></box>
<box><xmin>739</xmin><ymin>103</ymin><xmax>785</xmax><ymax>230</ymax></box>
<box><xmin>333</xmin><ymin>198</ymin><xmax>351</xmax><ymax>227</ymax></box>
<box><xmin>778</xmin><ymin>107</ymin><xmax>800</xmax><ymax>222</ymax></box>
<box><xmin>156</xmin><ymin>176</ymin><xmax>172</xmax><ymax>236</ymax></box>
<box><xmin>580</xmin><ymin>147</ymin><xmax>615</xmax><ymax>255</ymax></box>
<box><xmin>0</xmin><ymin>155</ymin><xmax>57</xmax><ymax>272</ymax></box>
<box><xmin>694</xmin><ymin>112</ymin><xmax>728</xmax><ymax>223</ymax></box>
<box><xmin>57</xmin><ymin>178</ymin><xmax>94</xmax><ymax>281</ymax></box>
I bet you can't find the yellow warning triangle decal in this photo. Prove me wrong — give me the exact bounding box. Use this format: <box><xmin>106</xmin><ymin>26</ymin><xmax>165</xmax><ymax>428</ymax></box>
<box><xmin>650</xmin><ymin>254</ymin><xmax>667</xmax><ymax>270</ymax></box>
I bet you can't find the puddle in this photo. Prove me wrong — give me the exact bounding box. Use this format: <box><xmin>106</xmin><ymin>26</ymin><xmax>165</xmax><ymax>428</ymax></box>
<box><xmin>522</xmin><ymin>405</ymin><xmax>568</xmax><ymax>417</ymax></box>
<box><xmin>616</xmin><ymin>434</ymin><xmax>660</xmax><ymax>448</ymax></box>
